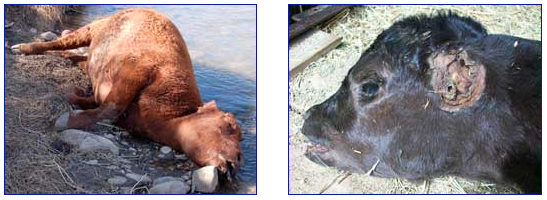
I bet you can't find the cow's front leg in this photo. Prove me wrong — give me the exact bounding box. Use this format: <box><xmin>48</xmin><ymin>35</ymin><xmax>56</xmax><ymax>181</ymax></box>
<box><xmin>54</xmin><ymin>108</ymin><xmax>113</xmax><ymax>130</ymax></box>
<box><xmin>54</xmin><ymin>64</ymin><xmax>151</xmax><ymax>131</ymax></box>
<box><xmin>62</xmin><ymin>85</ymin><xmax>99</xmax><ymax>109</ymax></box>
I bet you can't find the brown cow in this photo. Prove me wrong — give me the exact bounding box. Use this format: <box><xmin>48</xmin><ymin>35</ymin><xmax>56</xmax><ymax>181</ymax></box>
<box><xmin>11</xmin><ymin>8</ymin><xmax>244</xmax><ymax>175</ymax></box>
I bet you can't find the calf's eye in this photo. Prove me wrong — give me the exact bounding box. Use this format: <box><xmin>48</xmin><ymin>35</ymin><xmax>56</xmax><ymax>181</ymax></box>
<box><xmin>361</xmin><ymin>83</ymin><xmax>379</xmax><ymax>99</ymax></box>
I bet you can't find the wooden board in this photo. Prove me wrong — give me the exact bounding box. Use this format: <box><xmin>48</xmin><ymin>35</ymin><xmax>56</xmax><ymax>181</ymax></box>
<box><xmin>291</xmin><ymin>5</ymin><xmax>331</xmax><ymax>22</ymax></box>
<box><xmin>288</xmin><ymin>5</ymin><xmax>350</xmax><ymax>40</ymax></box>
<box><xmin>289</xmin><ymin>29</ymin><xmax>342</xmax><ymax>80</ymax></box>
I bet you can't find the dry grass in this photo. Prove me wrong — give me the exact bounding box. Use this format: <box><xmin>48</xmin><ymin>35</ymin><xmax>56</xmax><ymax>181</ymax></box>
<box><xmin>4</xmin><ymin>5</ymin><xmax>83</xmax><ymax>31</ymax></box>
<box><xmin>3</xmin><ymin>5</ymin><xmax>91</xmax><ymax>194</ymax></box>
<box><xmin>289</xmin><ymin>5</ymin><xmax>540</xmax><ymax>194</ymax></box>
<box><xmin>4</xmin><ymin>53</ymin><xmax>91</xmax><ymax>194</ymax></box>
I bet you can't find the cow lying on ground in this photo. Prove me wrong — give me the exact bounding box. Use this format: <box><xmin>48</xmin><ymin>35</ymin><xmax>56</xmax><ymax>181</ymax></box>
<box><xmin>12</xmin><ymin>8</ymin><xmax>244</xmax><ymax>177</ymax></box>
<box><xmin>301</xmin><ymin>12</ymin><xmax>541</xmax><ymax>193</ymax></box>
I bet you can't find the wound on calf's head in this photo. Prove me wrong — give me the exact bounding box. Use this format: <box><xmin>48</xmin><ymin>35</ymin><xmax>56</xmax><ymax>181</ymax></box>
<box><xmin>428</xmin><ymin>50</ymin><xmax>486</xmax><ymax>112</ymax></box>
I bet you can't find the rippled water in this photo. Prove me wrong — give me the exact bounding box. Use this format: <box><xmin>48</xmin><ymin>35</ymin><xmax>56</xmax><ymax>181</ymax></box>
<box><xmin>65</xmin><ymin>5</ymin><xmax>256</xmax><ymax>187</ymax></box>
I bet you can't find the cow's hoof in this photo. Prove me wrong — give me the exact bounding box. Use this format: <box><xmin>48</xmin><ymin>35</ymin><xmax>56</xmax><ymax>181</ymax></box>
<box><xmin>55</xmin><ymin>110</ymin><xmax>83</xmax><ymax>131</ymax></box>
<box><xmin>54</xmin><ymin>112</ymin><xmax>70</xmax><ymax>131</ymax></box>
<box><xmin>11</xmin><ymin>44</ymin><xmax>23</xmax><ymax>54</ymax></box>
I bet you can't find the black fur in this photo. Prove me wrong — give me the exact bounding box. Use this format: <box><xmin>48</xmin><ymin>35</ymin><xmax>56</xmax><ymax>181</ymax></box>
<box><xmin>301</xmin><ymin>12</ymin><xmax>541</xmax><ymax>193</ymax></box>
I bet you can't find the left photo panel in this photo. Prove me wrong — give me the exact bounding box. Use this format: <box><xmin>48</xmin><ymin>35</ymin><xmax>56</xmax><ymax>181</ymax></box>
<box><xmin>4</xmin><ymin>4</ymin><xmax>256</xmax><ymax>194</ymax></box>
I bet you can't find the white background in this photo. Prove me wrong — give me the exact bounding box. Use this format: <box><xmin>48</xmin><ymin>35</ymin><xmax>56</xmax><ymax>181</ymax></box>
<box><xmin>1</xmin><ymin>0</ymin><xmax>545</xmax><ymax>199</ymax></box>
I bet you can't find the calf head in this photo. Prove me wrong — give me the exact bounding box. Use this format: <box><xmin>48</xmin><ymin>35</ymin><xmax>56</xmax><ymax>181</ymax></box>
<box><xmin>302</xmin><ymin>48</ymin><xmax>490</xmax><ymax>175</ymax></box>
<box><xmin>301</xmin><ymin>13</ymin><xmax>540</xmax><ymax>184</ymax></box>
<box><xmin>178</xmin><ymin>101</ymin><xmax>244</xmax><ymax>177</ymax></box>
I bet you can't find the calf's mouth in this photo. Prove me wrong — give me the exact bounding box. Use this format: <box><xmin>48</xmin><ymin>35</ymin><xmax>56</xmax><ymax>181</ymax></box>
<box><xmin>305</xmin><ymin>141</ymin><xmax>335</xmax><ymax>167</ymax></box>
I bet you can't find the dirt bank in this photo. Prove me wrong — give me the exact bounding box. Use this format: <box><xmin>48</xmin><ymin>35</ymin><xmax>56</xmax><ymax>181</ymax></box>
<box><xmin>4</xmin><ymin>5</ymin><xmax>86</xmax><ymax>194</ymax></box>
<box><xmin>289</xmin><ymin>5</ymin><xmax>540</xmax><ymax>194</ymax></box>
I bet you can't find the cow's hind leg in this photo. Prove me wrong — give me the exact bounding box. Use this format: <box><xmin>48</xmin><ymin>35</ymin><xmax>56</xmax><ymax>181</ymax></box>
<box><xmin>46</xmin><ymin>50</ymin><xmax>88</xmax><ymax>63</ymax></box>
<box><xmin>11</xmin><ymin>18</ymin><xmax>108</xmax><ymax>54</ymax></box>
<box><xmin>54</xmin><ymin>64</ymin><xmax>151</xmax><ymax>131</ymax></box>
<box><xmin>46</xmin><ymin>50</ymin><xmax>88</xmax><ymax>70</ymax></box>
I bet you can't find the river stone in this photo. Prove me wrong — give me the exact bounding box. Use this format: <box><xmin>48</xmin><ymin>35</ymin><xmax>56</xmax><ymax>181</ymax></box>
<box><xmin>120</xmin><ymin>131</ymin><xmax>130</xmax><ymax>137</ymax></box>
<box><xmin>192</xmin><ymin>166</ymin><xmax>218</xmax><ymax>193</ymax></box>
<box><xmin>104</xmin><ymin>134</ymin><xmax>115</xmax><ymax>139</ymax></box>
<box><xmin>84</xmin><ymin>160</ymin><xmax>98</xmax><ymax>165</ymax></box>
<box><xmin>119</xmin><ymin>157</ymin><xmax>131</xmax><ymax>164</ymax></box>
<box><xmin>59</xmin><ymin>129</ymin><xmax>119</xmax><ymax>154</ymax></box>
<box><xmin>106</xmin><ymin>165</ymin><xmax>119</xmax><ymax>170</ymax></box>
<box><xmin>153</xmin><ymin>176</ymin><xmax>182</xmax><ymax>186</ymax></box>
<box><xmin>120</xmin><ymin>187</ymin><xmax>133</xmax><ymax>194</ymax></box>
<box><xmin>160</xmin><ymin>146</ymin><xmax>172</xmax><ymax>154</ymax></box>
<box><xmin>174</xmin><ymin>154</ymin><xmax>187</xmax><ymax>160</ymax></box>
<box><xmin>108</xmin><ymin>176</ymin><xmax>127</xmax><ymax>185</ymax></box>
<box><xmin>125</xmin><ymin>173</ymin><xmax>151</xmax><ymax>183</ymax></box>
<box><xmin>149</xmin><ymin>180</ymin><xmax>189</xmax><ymax>194</ymax></box>
<box><xmin>40</xmin><ymin>31</ymin><xmax>58</xmax><ymax>41</ymax></box>
<box><xmin>181</xmin><ymin>172</ymin><xmax>191</xmax><ymax>181</ymax></box>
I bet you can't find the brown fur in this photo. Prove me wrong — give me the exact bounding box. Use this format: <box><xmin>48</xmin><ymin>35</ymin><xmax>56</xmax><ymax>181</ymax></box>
<box><xmin>13</xmin><ymin>8</ymin><xmax>244</xmax><ymax>174</ymax></box>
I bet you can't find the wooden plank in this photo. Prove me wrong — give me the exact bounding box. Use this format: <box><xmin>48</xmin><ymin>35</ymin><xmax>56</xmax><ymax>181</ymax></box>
<box><xmin>289</xmin><ymin>29</ymin><xmax>342</xmax><ymax>80</ymax></box>
<box><xmin>291</xmin><ymin>5</ymin><xmax>330</xmax><ymax>22</ymax></box>
<box><xmin>288</xmin><ymin>5</ymin><xmax>350</xmax><ymax>40</ymax></box>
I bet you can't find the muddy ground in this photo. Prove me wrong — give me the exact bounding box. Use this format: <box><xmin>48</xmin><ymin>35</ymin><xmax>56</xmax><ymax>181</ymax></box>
<box><xmin>4</xmin><ymin>6</ymin><xmax>254</xmax><ymax>194</ymax></box>
<box><xmin>289</xmin><ymin>5</ymin><xmax>541</xmax><ymax>194</ymax></box>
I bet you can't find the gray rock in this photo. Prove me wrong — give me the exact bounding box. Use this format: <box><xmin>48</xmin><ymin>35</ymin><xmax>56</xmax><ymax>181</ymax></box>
<box><xmin>84</xmin><ymin>160</ymin><xmax>98</xmax><ymax>165</ymax></box>
<box><xmin>191</xmin><ymin>166</ymin><xmax>218</xmax><ymax>193</ymax></box>
<box><xmin>59</xmin><ymin>129</ymin><xmax>119</xmax><ymax>154</ymax></box>
<box><xmin>40</xmin><ymin>31</ymin><xmax>58</xmax><ymax>41</ymax></box>
<box><xmin>149</xmin><ymin>180</ymin><xmax>189</xmax><ymax>194</ymax></box>
<box><xmin>119</xmin><ymin>158</ymin><xmax>131</xmax><ymax>164</ymax></box>
<box><xmin>125</xmin><ymin>173</ymin><xmax>151</xmax><ymax>183</ymax></box>
<box><xmin>160</xmin><ymin>146</ymin><xmax>172</xmax><ymax>154</ymax></box>
<box><xmin>54</xmin><ymin>112</ymin><xmax>71</xmax><ymax>131</ymax></box>
<box><xmin>174</xmin><ymin>154</ymin><xmax>187</xmax><ymax>160</ymax></box>
<box><xmin>106</xmin><ymin>165</ymin><xmax>119</xmax><ymax>170</ymax></box>
<box><xmin>5</xmin><ymin>21</ymin><xmax>14</xmax><ymax>28</ymax></box>
<box><xmin>181</xmin><ymin>171</ymin><xmax>192</xmax><ymax>181</ymax></box>
<box><xmin>108</xmin><ymin>176</ymin><xmax>127</xmax><ymax>185</ymax></box>
<box><xmin>120</xmin><ymin>131</ymin><xmax>130</xmax><ymax>137</ymax></box>
<box><xmin>181</xmin><ymin>174</ymin><xmax>190</xmax><ymax>181</ymax></box>
<box><xmin>120</xmin><ymin>187</ymin><xmax>133</xmax><ymax>194</ymax></box>
<box><xmin>30</xmin><ymin>28</ymin><xmax>37</xmax><ymax>33</ymax></box>
<box><xmin>153</xmin><ymin>176</ymin><xmax>182</xmax><ymax>186</ymax></box>
<box><xmin>104</xmin><ymin>134</ymin><xmax>115</xmax><ymax>139</ymax></box>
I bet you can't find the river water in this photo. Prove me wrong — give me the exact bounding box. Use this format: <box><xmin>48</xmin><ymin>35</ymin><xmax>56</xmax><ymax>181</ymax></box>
<box><xmin>65</xmin><ymin>5</ymin><xmax>257</xmax><ymax>191</ymax></box>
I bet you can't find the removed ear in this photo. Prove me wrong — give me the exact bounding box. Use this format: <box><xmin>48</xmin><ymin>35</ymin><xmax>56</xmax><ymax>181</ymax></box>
<box><xmin>198</xmin><ymin>100</ymin><xmax>217</xmax><ymax>112</ymax></box>
<box><xmin>428</xmin><ymin>50</ymin><xmax>486</xmax><ymax>112</ymax></box>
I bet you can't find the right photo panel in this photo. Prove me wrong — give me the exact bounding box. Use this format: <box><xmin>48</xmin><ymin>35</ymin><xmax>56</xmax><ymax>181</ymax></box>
<box><xmin>289</xmin><ymin>4</ymin><xmax>541</xmax><ymax>194</ymax></box>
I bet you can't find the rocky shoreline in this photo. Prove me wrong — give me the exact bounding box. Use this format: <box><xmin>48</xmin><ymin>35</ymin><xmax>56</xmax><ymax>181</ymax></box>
<box><xmin>53</xmin><ymin>128</ymin><xmax>219</xmax><ymax>194</ymax></box>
